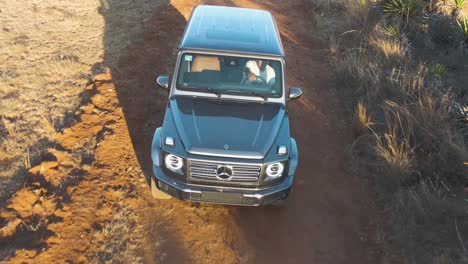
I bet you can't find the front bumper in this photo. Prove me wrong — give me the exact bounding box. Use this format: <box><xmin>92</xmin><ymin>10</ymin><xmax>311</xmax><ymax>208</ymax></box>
<box><xmin>153</xmin><ymin>166</ymin><xmax>293</xmax><ymax>206</ymax></box>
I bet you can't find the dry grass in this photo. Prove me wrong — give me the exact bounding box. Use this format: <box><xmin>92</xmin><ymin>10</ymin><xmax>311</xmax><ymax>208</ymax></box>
<box><xmin>0</xmin><ymin>0</ymin><xmax>169</xmax><ymax>196</ymax></box>
<box><xmin>375</xmin><ymin>101</ymin><xmax>415</xmax><ymax>176</ymax></box>
<box><xmin>0</xmin><ymin>0</ymin><xmax>106</xmax><ymax>198</ymax></box>
<box><xmin>89</xmin><ymin>206</ymin><xmax>143</xmax><ymax>263</ymax></box>
<box><xmin>1</xmin><ymin>0</ymin><xmax>165</xmax><ymax>261</ymax></box>
<box><xmin>309</xmin><ymin>0</ymin><xmax>468</xmax><ymax>262</ymax></box>
<box><xmin>356</xmin><ymin>101</ymin><xmax>373</xmax><ymax>131</ymax></box>
<box><xmin>344</xmin><ymin>0</ymin><xmax>371</xmax><ymax>26</ymax></box>
<box><xmin>370</xmin><ymin>36</ymin><xmax>408</xmax><ymax>60</ymax></box>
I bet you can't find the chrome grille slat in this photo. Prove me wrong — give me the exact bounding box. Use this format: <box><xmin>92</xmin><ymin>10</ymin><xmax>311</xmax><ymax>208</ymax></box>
<box><xmin>191</xmin><ymin>173</ymin><xmax>217</xmax><ymax>178</ymax></box>
<box><xmin>232</xmin><ymin>171</ymin><xmax>258</xmax><ymax>176</ymax></box>
<box><xmin>230</xmin><ymin>177</ymin><xmax>258</xmax><ymax>182</ymax></box>
<box><xmin>189</xmin><ymin>159</ymin><xmax>260</xmax><ymax>183</ymax></box>
<box><xmin>190</xmin><ymin>167</ymin><xmax>217</xmax><ymax>173</ymax></box>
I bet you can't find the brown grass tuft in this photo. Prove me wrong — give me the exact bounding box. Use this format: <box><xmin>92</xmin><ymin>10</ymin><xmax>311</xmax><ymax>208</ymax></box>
<box><xmin>89</xmin><ymin>206</ymin><xmax>143</xmax><ymax>263</ymax></box>
<box><xmin>355</xmin><ymin>101</ymin><xmax>373</xmax><ymax>132</ymax></box>
<box><xmin>311</xmin><ymin>0</ymin><xmax>468</xmax><ymax>262</ymax></box>
<box><xmin>39</xmin><ymin>116</ymin><xmax>57</xmax><ymax>140</ymax></box>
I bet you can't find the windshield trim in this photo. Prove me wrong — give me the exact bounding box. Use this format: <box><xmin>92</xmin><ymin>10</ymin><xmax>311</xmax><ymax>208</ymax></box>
<box><xmin>172</xmin><ymin>50</ymin><xmax>285</xmax><ymax>102</ymax></box>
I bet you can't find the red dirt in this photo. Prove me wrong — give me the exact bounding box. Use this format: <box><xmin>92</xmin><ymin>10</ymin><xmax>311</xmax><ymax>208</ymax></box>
<box><xmin>0</xmin><ymin>1</ymin><xmax>383</xmax><ymax>263</ymax></box>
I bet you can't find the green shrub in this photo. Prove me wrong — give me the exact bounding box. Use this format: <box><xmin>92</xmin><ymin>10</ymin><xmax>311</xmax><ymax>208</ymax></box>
<box><xmin>430</xmin><ymin>63</ymin><xmax>446</xmax><ymax>76</ymax></box>
<box><xmin>454</xmin><ymin>0</ymin><xmax>465</xmax><ymax>9</ymax></box>
<box><xmin>384</xmin><ymin>24</ymin><xmax>401</xmax><ymax>38</ymax></box>
<box><xmin>382</xmin><ymin>0</ymin><xmax>424</xmax><ymax>18</ymax></box>
<box><xmin>457</xmin><ymin>18</ymin><xmax>468</xmax><ymax>42</ymax></box>
<box><xmin>429</xmin><ymin>15</ymin><xmax>463</xmax><ymax>49</ymax></box>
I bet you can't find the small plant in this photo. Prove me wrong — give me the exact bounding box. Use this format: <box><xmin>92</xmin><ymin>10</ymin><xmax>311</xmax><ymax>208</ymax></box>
<box><xmin>430</xmin><ymin>63</ymin><xmax>446</xmax><ymax>76</ymax></box>
<box><xmin>382</xmin><ymin>0</ymin><xmax>424</xmax><ymax>18</ymax></box>
<box><xmin>356</xmin><ymin>101</ymin><xmax>373</xmax><ymax>132</ymax></box>
<box><xmin>457</xmin><ymin>18</ymin><xmax>468</xmax><ymax>41</ymax></box>
<box><xmin>454</xmin><ymin>0</ymin><xmax>465</xmax><ymax>9</ymax></box>
<box><xmin>384</xmin><ymin>24</ymin><xmax>401</xmax><ymax>38</ymax></box>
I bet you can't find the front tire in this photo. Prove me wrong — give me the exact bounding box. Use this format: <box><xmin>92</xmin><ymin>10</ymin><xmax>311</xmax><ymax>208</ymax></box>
<box><xmin>151</xmin><ymin>177</ymin><xmax>172</xmax><ymax>200</ymax></box>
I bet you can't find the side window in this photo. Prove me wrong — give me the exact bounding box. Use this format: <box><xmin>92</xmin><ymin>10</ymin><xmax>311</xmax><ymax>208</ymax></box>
<box><xmin>177</xmin><ymin>54</ymin><xmax>192</xmax><ymax>85</ymax></box>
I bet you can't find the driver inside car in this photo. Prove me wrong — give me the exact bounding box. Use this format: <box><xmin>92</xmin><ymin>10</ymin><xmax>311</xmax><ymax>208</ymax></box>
<box><xmin>244</xmin><ymin>59</ymin><xmax>276</xmax><ymax>86</ymax></box>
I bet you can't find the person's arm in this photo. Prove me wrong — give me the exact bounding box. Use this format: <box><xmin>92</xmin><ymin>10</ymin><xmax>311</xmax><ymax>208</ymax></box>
<box><xmin>265</xmin><ymin>65</ymin><xmax>276</xmax><ymax>84</ymax></box>
<box><xmin>245</xmin><ymin>60</ymin><xmax>260</xmax><ymax>81</ymax></box>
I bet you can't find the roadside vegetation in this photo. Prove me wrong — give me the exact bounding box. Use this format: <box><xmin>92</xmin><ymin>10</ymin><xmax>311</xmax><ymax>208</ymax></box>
<box><xmin>309</xmin><ymin>0</ymin><xmax>468</xmax><ymax>262</ymax></box>
<box><xmin>0</xmin><ymin>0</ymin><xmax>105</xmax><ymax>199</ymax></box>
<box><xmin>0</xmin><ymin>0</ymin><xmax>163</xmax><ymax>261</ymax></box>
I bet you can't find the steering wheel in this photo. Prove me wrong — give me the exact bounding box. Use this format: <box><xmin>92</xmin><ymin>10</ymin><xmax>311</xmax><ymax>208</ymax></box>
<box><xmin>251</xmin><ymin>75</ymin><xmax>267</xmax><ymax>85</ymax></box>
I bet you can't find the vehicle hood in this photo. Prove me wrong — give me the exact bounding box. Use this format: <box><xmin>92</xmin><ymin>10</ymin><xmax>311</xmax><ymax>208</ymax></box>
<box><xmin>170</xmin><ymin>96</ymin><xmax>285</xmax><ymax>159</ymax></box>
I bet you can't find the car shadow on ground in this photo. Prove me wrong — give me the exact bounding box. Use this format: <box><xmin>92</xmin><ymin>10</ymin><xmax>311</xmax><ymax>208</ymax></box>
<box><xmin>98</xmin><ymin>0</ymin><xmax>194</xmax><ymax>263</ymax></box>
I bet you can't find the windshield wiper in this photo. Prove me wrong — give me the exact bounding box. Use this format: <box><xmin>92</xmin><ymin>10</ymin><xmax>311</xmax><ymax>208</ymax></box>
<box><xmin>180</xmin><ymin>85</ymin><xmax>222</xmax><ymax>98</ymax></box>
<box><xmin>224</xmin><ymin>89</ymin><xmax>268</xmax><ymax>101</ymax></box>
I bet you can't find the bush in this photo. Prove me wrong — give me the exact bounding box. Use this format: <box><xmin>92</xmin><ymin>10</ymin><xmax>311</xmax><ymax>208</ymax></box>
<box><xmin>382</xmin><ymin>0</ymin><xmax>425</xmax><ymax>18</ymax></box>
<box><xmin>311</xmin><ymin>0</ymin><xmax>468</xmax><ymax>262</ymax></box>
<box><xmin>457</xmin><ymin>18</ymin><xmax>468</xmax><ymax>43</ymax></box>
<box><xmin>454</xmin><ymin>0</ymin><xmax>465</xmax><ymax>9</ymax></box>
<box><xmin>429</xmin><ymin>15</ymin><xmax>463</xmax><ymax>50</ymax></box>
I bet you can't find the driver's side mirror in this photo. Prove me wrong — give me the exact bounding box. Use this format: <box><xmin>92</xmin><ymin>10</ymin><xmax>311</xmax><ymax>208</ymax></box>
<box><xmin>288</xmin><ymin>87</ymin><xmax>302</xmax><ymax>101</ymax></box>
<box><xmin>156</xmin><ymin>75</ymin><xmax>169</xmax><ymax>89</ymax></box>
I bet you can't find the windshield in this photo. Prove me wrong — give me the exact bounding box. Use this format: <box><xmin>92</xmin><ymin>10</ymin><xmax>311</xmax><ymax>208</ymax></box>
<box><xmin>176</xmin><ymin>53</ymin><xmax>283</xmax><ymax>98</ymax></box>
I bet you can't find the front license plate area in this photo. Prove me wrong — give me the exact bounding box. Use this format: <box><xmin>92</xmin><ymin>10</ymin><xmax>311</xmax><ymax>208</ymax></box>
<box><xmin>201</xmin><ymin>191</ymin><xmax>243</xmax><ymax>204</ymax></box>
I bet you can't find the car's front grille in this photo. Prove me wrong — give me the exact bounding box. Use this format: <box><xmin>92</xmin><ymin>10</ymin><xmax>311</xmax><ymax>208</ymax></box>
<box><xmin>189</xmin><ymin>159</ymin><xmax>261</xmax><ymax>182</ymax></box>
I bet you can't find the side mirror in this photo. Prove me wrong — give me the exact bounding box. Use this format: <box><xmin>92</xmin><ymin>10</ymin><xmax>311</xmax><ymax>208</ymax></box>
<box><xmin>156</xmin><ymin>75</ymin><xmax>169</xmax><ymax>89</ymax></box>
<box><xmin>288</xmin><ymin>87</ymin><xmax>302</xmax><ymax>101</ymax></box>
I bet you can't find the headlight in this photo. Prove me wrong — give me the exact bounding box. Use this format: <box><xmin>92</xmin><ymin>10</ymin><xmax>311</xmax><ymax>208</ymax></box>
<box><xmin>264</xmin><ymin>162</ymin><xmax>284</xmax><ymax>180</ymax></box>
<box><xmin>164</xmin><ymin>154</ymin><xmax>184</xmax><ymax>174</ymax></box>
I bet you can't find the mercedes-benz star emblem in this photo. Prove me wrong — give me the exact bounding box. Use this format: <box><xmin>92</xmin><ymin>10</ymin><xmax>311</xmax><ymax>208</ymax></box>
<box><xmin>216</xmin><ymin>165</ymin><xmax>233</xmax><ymax>180</ymax></box>
<box><xmin>224</xmin><ymin>144</ymin><xmax>229</xmax><ymax>150</ymax></box>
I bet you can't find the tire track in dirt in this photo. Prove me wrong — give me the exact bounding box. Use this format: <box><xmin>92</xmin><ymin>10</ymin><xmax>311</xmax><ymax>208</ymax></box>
<box><xmin>0</xmin><ymin>0</ymin><xmax>383</xmax><ymax>263</ymax></box>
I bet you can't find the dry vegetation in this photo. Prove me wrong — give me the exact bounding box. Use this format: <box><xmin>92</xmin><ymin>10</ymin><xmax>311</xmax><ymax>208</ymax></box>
<box><xmin>89</xmin><ymin>206</ymin><xmax>143</xmax><ymax>263</ymax></box>
<box><xmin>0</xmin><ymin>0</ymin><xmax>161</xmax><ymax>260</ymax></box>
<box><xmin>0</xmin><ymin>0</ymin><xmax>106</xmax><ymax>198</ymax></box>
<box><xmin>310</xmin><ymin>0</ymin><xmax>468</xmax><ymax>262</ymax></box>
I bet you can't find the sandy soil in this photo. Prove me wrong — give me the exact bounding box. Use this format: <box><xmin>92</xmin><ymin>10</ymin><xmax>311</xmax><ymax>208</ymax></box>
<box><xmin>0</xmin><ymin>0</ymin><xmax>383</xmax><ymax>263</ymax></box>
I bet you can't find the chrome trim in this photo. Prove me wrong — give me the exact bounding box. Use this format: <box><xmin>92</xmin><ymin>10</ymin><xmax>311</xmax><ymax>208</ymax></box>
<box><xmin>164</xmin><ymin>179</ymin><xmax>202</xmax><ymax>194</ymax></box>
<box><xmin>189</xmin><ymin>159</ymin><xmax>261</xmax><ymax>183</ymax></box>
<box><xmin>242</xmin><ymin>185</ymin><xmax>290</xmax><ymax>199</ymax></box>
<box><xmin>215</xmin><ymin>165</ymin><xmax>233</xmax><ymax>180</ymax></box>
<box><xmin>188</xmin><ymin>147</ymin><xmax>264</xmax><ymax>160</ymax></box>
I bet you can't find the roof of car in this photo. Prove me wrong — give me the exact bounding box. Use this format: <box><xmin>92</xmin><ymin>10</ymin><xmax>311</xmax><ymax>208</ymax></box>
<box><xmin>179</xmin><ymin>5</ymin><xmax>285</xmax><ymax>57</ymax></box>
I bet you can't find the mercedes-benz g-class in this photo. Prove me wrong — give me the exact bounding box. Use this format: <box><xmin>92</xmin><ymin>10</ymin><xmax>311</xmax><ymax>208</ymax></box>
<box><xmin>151</xmin><ymin>5</ymin><xmax>302</xmax><ymax>206</ymax></box>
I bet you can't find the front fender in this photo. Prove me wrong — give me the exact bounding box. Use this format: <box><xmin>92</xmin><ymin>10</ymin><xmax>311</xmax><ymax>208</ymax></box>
<box><xmin>288</xmin><ymin>138</ymin><xmax>298</xmax><ymax>176</ymax></box>
<box><xmin>151</xmin><ymin>127</ymin><xmax>162</xmax><ymax>166</ymax></box>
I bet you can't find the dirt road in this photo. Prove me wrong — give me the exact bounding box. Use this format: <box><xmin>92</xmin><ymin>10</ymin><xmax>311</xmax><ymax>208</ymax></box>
<box><xmin>0</xmin><ymin>1</ymin><xmax>382</xmax><ymax>263</ymax></box>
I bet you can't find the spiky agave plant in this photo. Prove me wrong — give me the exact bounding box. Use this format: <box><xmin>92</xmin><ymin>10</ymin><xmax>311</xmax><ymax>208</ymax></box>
<box><xmin>457</xmin><ymin>18</ymin><xmax>468</xmax><ymax>42</ymax></box>
<box><xmin>382</xmin><ymin>0</ymin><xmax>424</xmax><ymax>18</ymax></box>
<box><xmin>384</xmin><ymin>24</ymin><xmax>401</xmax><ymax>38</ymax></box>
<box><xmin>454</xmin><ymin>0</ymin><xmax>465</xmax><ymax>9</ymax></box>
<box><xmin>430</xmin><ymin>63</ymin><xmax>446</xmax><ymax>77</ymax></box>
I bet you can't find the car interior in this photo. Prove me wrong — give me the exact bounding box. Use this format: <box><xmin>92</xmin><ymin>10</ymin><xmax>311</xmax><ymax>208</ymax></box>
<box><xmin>177</xmin><ymin>54</ymin><xmax>281</xmax><ymax>96</ymax></box>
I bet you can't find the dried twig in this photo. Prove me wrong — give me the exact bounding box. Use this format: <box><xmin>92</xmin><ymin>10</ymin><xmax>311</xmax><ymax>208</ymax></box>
<box><xmin>455</xmin><ymin>218</ymin><xmax>468</xmax><ymax>258</ymax></box>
